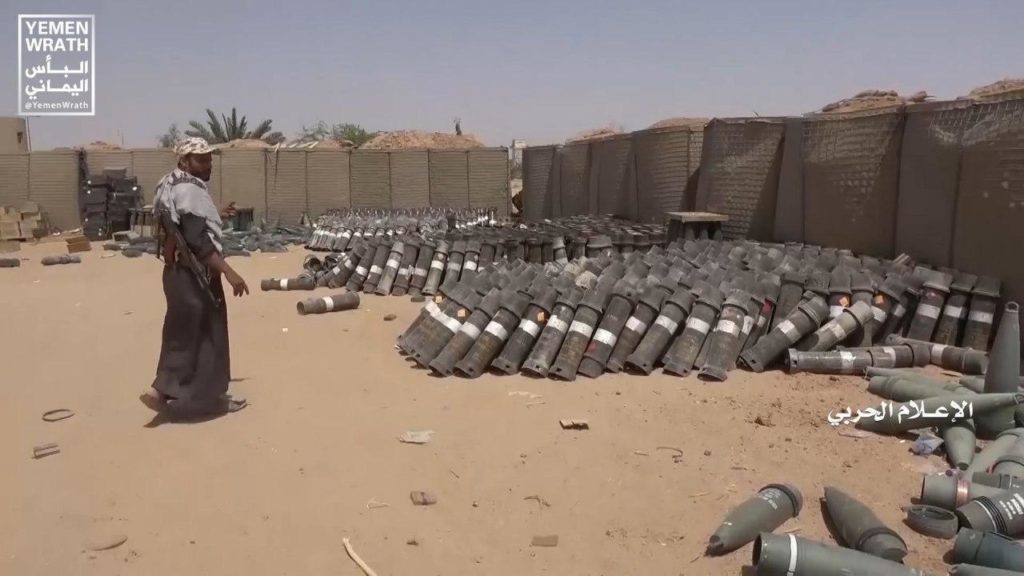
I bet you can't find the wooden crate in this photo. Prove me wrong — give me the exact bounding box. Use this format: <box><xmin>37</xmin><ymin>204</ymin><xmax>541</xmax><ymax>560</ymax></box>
<box><xmin>66</xmin><ymin>235</ymin><xmax>92</xmax><ymax>253</ymax></box>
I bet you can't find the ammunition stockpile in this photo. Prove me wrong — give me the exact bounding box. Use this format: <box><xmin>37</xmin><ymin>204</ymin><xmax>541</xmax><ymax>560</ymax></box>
<box><xmin>263</xmin><ymin>209</ymin><xmax>1024</xmax><ymax>573</ymax></box>
<box><xmin>274</xmin><ymin>211</ymin><xmax>1011</xmax><ymax>387</ymax></box>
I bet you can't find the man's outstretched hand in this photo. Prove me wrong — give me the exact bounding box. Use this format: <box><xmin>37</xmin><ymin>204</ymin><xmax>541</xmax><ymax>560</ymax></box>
<box><xmin>226</xmin><ymin>270</ymin><xmax>249</xmax><ymax>297</ymax></box>
<box><xmin>221</xmin><ymin>202</ymin><xmax>238</xmax><ymax>219</ymax></box>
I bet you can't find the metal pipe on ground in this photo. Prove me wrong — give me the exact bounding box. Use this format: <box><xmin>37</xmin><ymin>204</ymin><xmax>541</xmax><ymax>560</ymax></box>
<box><xmin>261</xmin><ymin>274</ymin><xmax>316</xmax><ymax>291</ymax></box>
<box><xmin>460</xmin><ymin>239</ymin><xmax>481</xmax><ymax>284</ymax></box>
<box><xmin>323</xmin><ymin>243</ymin><xmax>362</xmax><ymax>289</ymax></box>
<box><xmin>361</xmin><ymin>239</ymin><xmax>392</xmax><ymax>294</ymax></box>
<box><xmin>549</xmin><ymin>275</ymin><xmax>619</xmax><ymax>381</ymax></box>
<box><xmin>847</xmin><ymin>271</ymin><xmax>876</xmax><ymax>346</ymax></box>
<box><xmin>455</xmin><ymin>288</ymin><xmax>532</xmax><ymax>378</ymax></box>
<box><xmin>774</xmin><ymin>270</ymin><xmax>806</xmax><ymax>327</ymax></box>
<box><xmin>837</xmin><ymin>344</ymin><xmax>925</xmax><ymax>369</ymax></box>
<box><xmin>786</xmin><ymin>349</ymin><xmax>875</xmax><ymax>375</ymax></box>
<box><xmin>741</xmin><ymin>274</ymin><xmax>780</xmax><ymax>353</ymax></box>
<box><xmin>406</xmin><ymin>239</ymin><xmax>435</xmax><ymax>297</ymax></box>
<box><xmin>795</xmin><ymin>300</ymin><xmax>873</xmax><ymax>352</ymax></box>
<box><xmin>933</xmin><ymin>273</ymin><xmax>977</xmax><ymax>346</ymax></box>
<box><xmin>739</xmin><ymin>292</ymin><xmax>829</xmax><ymax>373</ymax></box>
<box><xmin>479</xmin><ymin>238</ymin><xmax>496</xmax><ymax>269</ymax></box>
<box><xmin>578</xmin><ymin>276</ymin><xmax>643</xmax><ymax>378</ymax></box>
<box><xmin>884</xmin><ymin>335</ymin><xmax>988</xmax><ymax>375</ymax></box>
<box><xmin>521</xmin><ymin>286</ymin><xmax>584</xmax><ymax>377</ymax></box>
<box><xmin>877</xmin><ymin>274</ymin><xmax>921</xmax><ymax>341</ymax></box>
<box><xmin>863</xmin><ymin>274</ymin><xmax>904</xmax><ymax>342</ymax></box>
<box><xmin>698</xmin><ymin>290</ymin><xmax>752</xmax><ymax>382</ymax></box>
<box><xmin>428</xmin><ymin>288</ymin><xmax>503</xmax><ymax>376</ymax></box>
<box><xmin>905</xmin><ymin>271</ymin><xmax>952</xmax><ymax>341</ymax></box>
<box><xmin>345</xmin><ymin>238</ymin><xmax>376</xmax><ymax>291</ymax></box>
<box><xmin>296</xmin><ymin>292</ymin><xmax>360</xmax><ymax>315</ymax></box>
<box><xmin>391</xmin><ymin>238</ymin><xmax>420</xmax><ymax>296</ymax></box>
<box><xmin>374</xmin><ymin>240</ymin><xmax>405</xmax><ymax>296</ymax></box>
<box><xmin>962</xmin><ymin>276</ymin><xmax>1000</xmax><ymax>351</ymax></box>
<box><xmin>491</xmin><ymin>283</ymin><xmax>558</xmax><ymax>374</ymax></box>
<box><xmin>660</xmin><ymin>286</ymin><xmax>718</xmax><ymax>377</ymax></box>
<box><xmin>606</xmin><ymin>279</ymin><xmax>673</xmax><ymax>373</ymax></box>
<box><xmin>444</xmin><ymin>239</ymin><xmax>467</xmax><ymax>287</ymax></box>
<box><xmin>401</xmin><ymin>282</ymin><xmax>482</xmax><ymax>368</ymax></box>
<box><xmin>827</xmin><ymin>267</ymin><xmax>852</xmax><ymax>320</ymax></box>
<box><xmin>421</xmin><ymin>240</ymin><xmax>450</xmax><ymax>296</ymax></box>
<box><xmin>619</xmin><ymin>283</ymin><xmax>694</xmax><ymax>375</ymax></box>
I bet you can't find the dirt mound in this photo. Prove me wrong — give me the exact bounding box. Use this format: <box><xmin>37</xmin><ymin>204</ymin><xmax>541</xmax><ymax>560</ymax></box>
<box><xmin>216</xmin><ymin>138</ymin><xmax>271</xmax><ymax>149</ymax></box>
<box><xmin>82</xmin><ymin>140</ymin><xmax>122</xmax><ymax>150</ymax></box>
<box><xmin>565</xmin><ymin>125</ymin><xmax>623</xmax><ymax>144</ymax></box>
<box><xmin>648</xmin><ymin>117</ymin><xmax>709</xmax><ymax>129</ymax></box>
<box><xmin>967</xmin><ymin>78</ymin><xmax>1024</xmax><ymax>100</ymax></box>
<box><xmin>360</xmin><ymin>131</ymin><xmax>484</xmax><ymax>150</ymax></box>
<box><xmin>817</xmin><ymin>89</ymin><xmax>929</xmax><ymax>115</ymax></box>
<box><xmin>307</xmin><ymin>139</ymin><xmax>354</xmax><ymax>149</ymax></box>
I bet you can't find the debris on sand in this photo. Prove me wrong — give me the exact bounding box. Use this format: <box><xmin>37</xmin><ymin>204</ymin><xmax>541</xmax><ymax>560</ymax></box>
<box><xmin>82</xmin><ymin>140</ymin><xmax>122</xmax><ymax>150</ymax></box>
<box><xmin>410</xmin><ymin>491</ymin><xmax>437</xmax><ymax>506</ymax></box>
<box><xmin>531</xmin><ymin>535</ymin><xmax>559</xmax><ymax>547</ymax></box>
<box><xmin>559</xmin><ymin>419</ymin><xmax>589</xmax><ymax>430</ymax></box>
<box><xmin>565</xmin><ymin>125</ymin><xmax>623</xmax><ymax>144</ymax></box>
<box><xmin>215</xmin><ymin>138</ymin><xmax>271</xmax><ymax>150</ymax></box>
<box><xmin>965</xmin><ymin>77</ymin><xmax>1024</xmax><ymax>101</ymax></box>
<box><xmin>84</xmin><ymin>533</ymin><xmax>128</xmax><ymax>552</ymax></box>
<box><xmin>360</xmin><ymin>130</ymin><xmax>484</xmax><ymax>150</ymax></box>
<box><xmin>399</xmin><ymin>430</ymin><xmax>434</xmax><ymax>444</ymax></box>
<box><xmin>648</xmin><ymin>117</ymin><xmax>709</xmax><ymax>130</ymax></box>
<box><xmin>816</xmin><ymin>89</ymin><xmax>929</xmax><ymax>115</ymax></box>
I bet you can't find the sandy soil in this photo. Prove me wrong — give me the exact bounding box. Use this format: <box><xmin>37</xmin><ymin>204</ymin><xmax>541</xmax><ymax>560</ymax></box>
<box><xmin>3</xmin><ymin>243</ymin><xmax>955</xmax><ymax>575</ymax></box>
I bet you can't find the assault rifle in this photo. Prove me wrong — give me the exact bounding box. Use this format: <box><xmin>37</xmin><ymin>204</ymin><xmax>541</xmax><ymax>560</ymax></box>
<box><xmin>155</xmin><ymin>205</ymin><xmax>221</xmax><ymax>307</ymax></box>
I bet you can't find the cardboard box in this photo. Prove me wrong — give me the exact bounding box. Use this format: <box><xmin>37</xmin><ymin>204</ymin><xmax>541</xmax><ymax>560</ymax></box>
<box><xmin>66</xmin><ymin>235</ymin><xmax>92</xmax><ymax>253</ymax></box>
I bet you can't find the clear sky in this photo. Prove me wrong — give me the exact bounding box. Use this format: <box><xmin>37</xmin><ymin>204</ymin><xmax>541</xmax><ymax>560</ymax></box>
<box><xmin>2</xmin><ymin>0</ymin><xmax>1022</xmax><ymax>150</ymax></box>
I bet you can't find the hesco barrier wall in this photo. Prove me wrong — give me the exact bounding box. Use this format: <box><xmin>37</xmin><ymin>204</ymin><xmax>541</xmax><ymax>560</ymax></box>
<box><xmin>521</xmin><ymin>125</ymin><xmax>704</xmax><ymax>223</ymax></box>
<box><xmin>0</xmin><ymin>147</ymin><xmax>509</xmax><ymax>230</ymax></box>
<box><xmin>694</xmin><ymin>118</ymin><xmax>785</xmax><ymax>241</ymax></box>
<box><xmin>519</xmin><ymin>96</ymin><xmax>1024</xmax><ymax>315</ymax></box>
<box><xmin>727</xmin><ymin>98</ymin><xmax>1024</xmax><ymax>326</ymax></box>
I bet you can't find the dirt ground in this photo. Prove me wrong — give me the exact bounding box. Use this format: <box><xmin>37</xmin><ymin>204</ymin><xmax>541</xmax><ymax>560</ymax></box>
<box><xmin>3</xmin><ymin>242</ymin><xmax>956</xmax><ymax>576</ymax></box>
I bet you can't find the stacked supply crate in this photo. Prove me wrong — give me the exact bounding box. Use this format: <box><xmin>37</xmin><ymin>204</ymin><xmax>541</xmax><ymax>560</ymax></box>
<box><xmin>80</xmin><ymin>167</ymin><xmax>143</xmax><ymax>240</ymax></box>
<box><xmin>0</xmin><ymin>202</ymin><xmax>46</xmax><ymax>241</ymax></box>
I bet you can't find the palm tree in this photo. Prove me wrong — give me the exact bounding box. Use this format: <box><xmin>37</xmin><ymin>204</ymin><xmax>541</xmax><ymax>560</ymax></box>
<box><xmin>157</xmin><ymin>123</ymin><xmax>181</xmax><ymax>148</ymax></box>
<box><xmin>185</xmin><ymin>108</ymin><xmax>285</xmax><ymax>144</ymax></box>
<box><xmin>297</xmin><ymin>121</ymin><xmax>375</xmax><ymax>146</ymax></box>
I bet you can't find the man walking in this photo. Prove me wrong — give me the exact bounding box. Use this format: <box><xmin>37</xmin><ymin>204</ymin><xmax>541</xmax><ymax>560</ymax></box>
<box><xmin>141</xmin><ymin>137</ymin><xmax>249</xmax><ymax>417</ymax></box>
